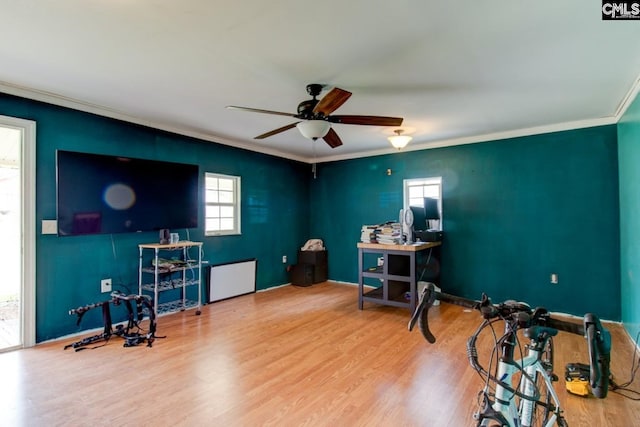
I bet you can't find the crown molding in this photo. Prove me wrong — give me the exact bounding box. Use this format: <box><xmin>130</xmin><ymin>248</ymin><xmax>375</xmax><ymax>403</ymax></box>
<box><xmin>0</xmin><ymin>79</ymin><xmax>630</xmax><ymax>165</ymax></box>
<box><xmin>0</xmin><ymin>81</ymin><xmax>309</xmax><ymax>164</ymax></box>
<box><xmin>613</xmin><ymin>71</ymin><xmax>640</xmax><ymax>120</ymax></box>
<box><xmin>314</xmin><ymin>116</ymin><xmax>618</xmax><ymax>164</ymax></box>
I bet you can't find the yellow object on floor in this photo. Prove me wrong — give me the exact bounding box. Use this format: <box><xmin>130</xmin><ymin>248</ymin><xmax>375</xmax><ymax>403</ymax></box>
<box><xmin>565</xmin><ymin>363</ymin><xmax>591</xmax><ymax>397</ymax></box>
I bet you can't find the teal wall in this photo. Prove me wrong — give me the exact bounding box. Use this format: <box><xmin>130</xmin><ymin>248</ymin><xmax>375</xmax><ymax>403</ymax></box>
<box><xmin>618</xmin><ymin>91</ymin><xmax>640</xmax><ymax>340</ymax></box>
<box><xmin>311</xmin><ymin>126</ymin><xmax>621</xmax><ymax>320</ymax></box>
<box><xmin>0</xmin><ymin>93</ymin><xmax>311</xmax><ymax>342</ymax></box>
<box><xmin>0</xmin><ymin>89</ymin><xmax>629</xmax><ymax>342</ymax></box>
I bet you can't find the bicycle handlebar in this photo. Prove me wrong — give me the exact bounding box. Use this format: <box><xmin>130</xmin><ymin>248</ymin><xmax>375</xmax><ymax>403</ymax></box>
<box><xmin>408</xmin><ymin>283</ymin><xmax>611</xmax><ymax>398</ymax></box>
<box><xmin>584</xmin><ymin>313</ymin><xmax>612</xmax><ymax>398</ymax></box>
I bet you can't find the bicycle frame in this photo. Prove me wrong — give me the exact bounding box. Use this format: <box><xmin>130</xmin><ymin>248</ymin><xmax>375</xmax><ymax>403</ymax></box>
<box><xmin>476</xmin><ymin>328</ymin><xmax>563</xmax><ymax>427</ymax></box>
<box><xmin>482</xmin><ymin>353</ymin><xmax>561</xmax><ymax>426</ymax></box>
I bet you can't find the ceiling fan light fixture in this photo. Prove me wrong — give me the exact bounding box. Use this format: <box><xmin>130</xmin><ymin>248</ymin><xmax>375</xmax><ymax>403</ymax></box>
<box><xmin>297</xmin><ymin>120</ymin><xmax>331</xmax><ymax>140</ymax></box>
<box><xmin>388</xmin><ymin>129</ymin><xmax>412</xmax><ymax>149</ymax></box>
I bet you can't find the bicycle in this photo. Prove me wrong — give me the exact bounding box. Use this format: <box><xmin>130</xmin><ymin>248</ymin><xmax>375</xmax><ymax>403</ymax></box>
<box><xmin>408</xmin><ymin>283</ymin><xmax>611</xmax><ymax>427</ymax></box>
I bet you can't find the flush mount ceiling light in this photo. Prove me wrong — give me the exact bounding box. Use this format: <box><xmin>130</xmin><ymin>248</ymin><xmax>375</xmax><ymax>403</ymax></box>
<box><xmin>388</xmin><ymin>129</ymin><xmax>412</xmax><ymax>149</ymax></box>
<box><xmin>296</xmin><ymin>120</ymin><xmax>331</xmax><ymax>140</ymax></box>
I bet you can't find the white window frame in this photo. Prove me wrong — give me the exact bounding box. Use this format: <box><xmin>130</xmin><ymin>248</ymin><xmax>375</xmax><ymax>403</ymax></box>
<box><xmin>204</xmin><ymin>172</ymin><xmax>241</xmax><ymax>236</ymax></box>
<box><xmin>403</xmin><ymin>177</ymin><xmax>442</xmax><ymax>230</ymax></box>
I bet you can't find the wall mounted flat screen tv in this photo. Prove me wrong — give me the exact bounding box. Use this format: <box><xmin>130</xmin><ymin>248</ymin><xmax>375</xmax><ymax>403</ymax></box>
<box><xmin>56</xmin><ymin>150</ymin><xmax>199</xmax><ymax>236</ymax></box>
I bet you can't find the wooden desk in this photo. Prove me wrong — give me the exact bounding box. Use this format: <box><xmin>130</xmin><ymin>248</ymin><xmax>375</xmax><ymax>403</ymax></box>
<box><xmin>357</xmin><ymin>241</ymin><xmax>441</xmax><ymax>313</ymax></box>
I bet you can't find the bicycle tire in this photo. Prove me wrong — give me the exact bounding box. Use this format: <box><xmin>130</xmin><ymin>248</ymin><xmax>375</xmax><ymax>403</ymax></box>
<box><xmin>519</xmin><ymin>336</ymin><xmax>554</xmax><ymax>427</ymax></box>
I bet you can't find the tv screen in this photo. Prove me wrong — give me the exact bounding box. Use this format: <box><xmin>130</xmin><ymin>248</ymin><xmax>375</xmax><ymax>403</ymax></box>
<box><xmin>56</xmin><ymin>150</ymin><xmax>199</xmax><ymax>236</ymax></box>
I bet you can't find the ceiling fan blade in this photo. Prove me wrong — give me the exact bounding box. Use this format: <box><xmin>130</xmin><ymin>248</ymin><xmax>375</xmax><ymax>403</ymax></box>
<box><xmin>227</xmin><ymin>105</ymin><xmax>297</xmax><ymax>118</ymax></box>
<box><xmin>313</xmin><ymin>87</ymin><xmax>352</xmax><ymax>116</ymax></box>
<box><xmin>255</xmin><ymin>122</ymin><xmax>299</xmax><ymax>139</ymax></box>
<box><xmin>328</xmin><ymin>115</ymin><xmax>403</xmax><ymax>127</ymax></box>
<box><xmin>323</xmin><ymin>128</ymin><xmax>343</xmax><ymax>148</ymax></box>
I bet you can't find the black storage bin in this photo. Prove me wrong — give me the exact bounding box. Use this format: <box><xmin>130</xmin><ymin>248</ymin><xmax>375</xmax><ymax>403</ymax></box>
<box><xmin>297</xmin><ymin>250</ymin><xmax>328</xmax><ymax>283</ymax></box>
<box><xmin>291</xmin><ymin>264</ymin><xmax>314</xmax><ymax>287</ymax></box>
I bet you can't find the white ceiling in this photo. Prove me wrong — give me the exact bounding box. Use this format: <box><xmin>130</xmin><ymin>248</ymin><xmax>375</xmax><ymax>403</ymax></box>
<box><xmin>1</xmin><ymin>1</ymin><xmax>639</xmax><ymax>163</ymax></box>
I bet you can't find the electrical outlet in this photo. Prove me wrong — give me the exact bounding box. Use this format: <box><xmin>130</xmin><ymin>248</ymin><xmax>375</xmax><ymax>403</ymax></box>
<box><xmin>101</xmin><ymin>278</ymin><xmax>112</xmax><ymax>293</ymax></box>
<box><xmin>42</xmin><ymin>220</ymin><xmax>57</xmax><ymax>235</ymax></box>
<box><xmin>282</xmin><ymin>255</ymin><xmax>287</xmax><ymax>263</ymax></box>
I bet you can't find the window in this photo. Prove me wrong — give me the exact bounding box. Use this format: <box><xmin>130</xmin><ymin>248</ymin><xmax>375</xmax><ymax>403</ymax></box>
<box><xmin>403</xmin><ymin>177</ymin><xmax>442</xmax><ymax>230</ymax></box>
<box><xmin>205</xmin><ymin>173</ymin><xmax>241</xmax><ymax>236</ymax></box>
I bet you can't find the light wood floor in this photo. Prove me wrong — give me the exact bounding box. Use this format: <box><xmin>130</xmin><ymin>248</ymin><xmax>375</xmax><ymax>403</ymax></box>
<box><xmin>1</xmin><ymin>282</ymin><xmax>638</xmax><ymax>426</ymax></box>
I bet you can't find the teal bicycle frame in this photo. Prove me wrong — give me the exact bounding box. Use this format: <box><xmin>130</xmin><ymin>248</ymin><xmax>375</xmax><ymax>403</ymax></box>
<box><xmin>474</xmin><ymin>324</ymin><xmax>564</xmax><ymax>427</ymax></box>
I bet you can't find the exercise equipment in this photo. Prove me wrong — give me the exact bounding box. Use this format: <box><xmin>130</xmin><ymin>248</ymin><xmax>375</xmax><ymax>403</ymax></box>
<box><xmin>64</xmin><ymin>291</ymin><xmax>158</xmax><ymax>351</ymax></box>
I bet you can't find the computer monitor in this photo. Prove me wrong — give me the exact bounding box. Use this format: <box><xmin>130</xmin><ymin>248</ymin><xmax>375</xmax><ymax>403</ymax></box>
<box><xmin>410</xmin><ymin>205</ymin><xmax>427</xmax><ymax>231</ymax></box>
<box><xmin>424</xmin><ymin>197</ymin><xmax>440</xmax><ymax>220</ymax></box>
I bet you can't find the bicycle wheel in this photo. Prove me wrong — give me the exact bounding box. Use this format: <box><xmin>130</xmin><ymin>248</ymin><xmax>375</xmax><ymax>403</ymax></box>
<box><xmin>520</xmin><ymin>336</ymin><xmax>554</xmax><ymax>427</ymax></box>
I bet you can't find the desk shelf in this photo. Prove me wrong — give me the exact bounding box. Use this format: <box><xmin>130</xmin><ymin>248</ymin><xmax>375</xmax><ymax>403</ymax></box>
<box><xmin>357</xmin><ymin>242</ymin><xmax>441</xmax><ymax>313</ymax></box>
<box><xmin>362</xmin><ymin>270</ymin><xmax>412</xmax><ymax>282</ymax></box>
<box><xmin>362</xmin><ymin>280</ymin><xmax>411</xmax><ymax>305</ymax></box>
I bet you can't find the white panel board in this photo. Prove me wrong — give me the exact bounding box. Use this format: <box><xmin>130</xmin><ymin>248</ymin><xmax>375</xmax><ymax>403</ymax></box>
<box><xmin>208</xmin><ymin>259</ymin><xmax>256</xmax><ymax>302</ymax></box>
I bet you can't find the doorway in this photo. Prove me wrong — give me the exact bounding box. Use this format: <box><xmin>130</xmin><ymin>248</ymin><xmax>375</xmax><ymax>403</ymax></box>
<box><xmin>0</xmin><ymin>115</ymin><xmax>35</xmax><ymax>352</ymax></box>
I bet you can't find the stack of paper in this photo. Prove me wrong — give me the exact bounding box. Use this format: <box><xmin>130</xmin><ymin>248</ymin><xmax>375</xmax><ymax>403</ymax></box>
<box><xmin>361</xmin><ymin>225</ymin><xmax>377</xmax><ymax>243</ymax></box>
<box><xmin>376</xmin><ymin>222</ymin><xmax>402</xmax><ymax>244</ymax></box>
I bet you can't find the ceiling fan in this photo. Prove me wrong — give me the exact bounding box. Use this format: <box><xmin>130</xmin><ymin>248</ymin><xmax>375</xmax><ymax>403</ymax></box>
<box><xmin>227</xmin><ymin>83</ymin><xmax>404</xmax><ymax>148</ymax></box>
